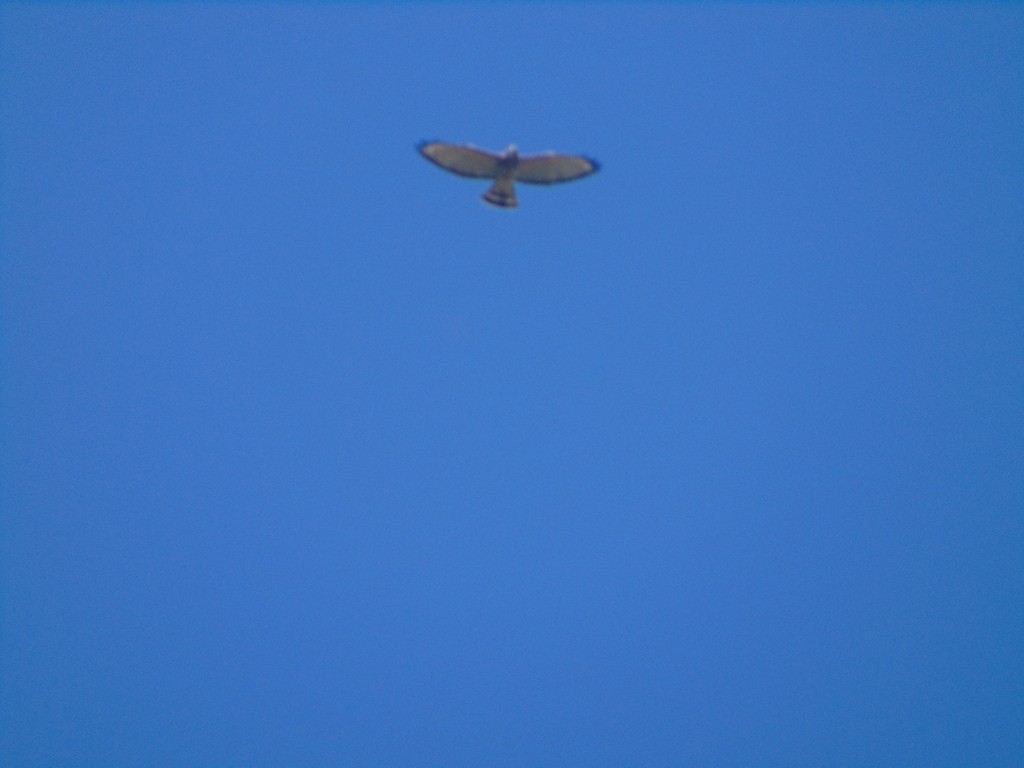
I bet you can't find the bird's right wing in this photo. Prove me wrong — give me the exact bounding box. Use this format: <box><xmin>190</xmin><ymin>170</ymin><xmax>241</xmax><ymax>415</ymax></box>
<box><xmin>514</xmin><ymin>153</ymin><xmax>600</xmax><ymax>185</ymax></box>
<box><xmin>417</xmin><ymin>142</ymin><xmax>502</xmax><ymax>179</ymax></box>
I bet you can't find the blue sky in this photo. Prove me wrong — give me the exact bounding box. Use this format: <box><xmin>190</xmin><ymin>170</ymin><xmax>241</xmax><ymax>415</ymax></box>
<box><xmin>2</xmin><ymin>4</ymin><xmax>1022</xmax><ymax>766</ymax></box>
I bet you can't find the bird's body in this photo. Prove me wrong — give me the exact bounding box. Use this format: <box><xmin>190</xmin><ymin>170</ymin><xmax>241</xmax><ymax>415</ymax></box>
<box><xmin>482</xmin><ymin>145</ymin><xmax>520</xmax><ymax>208</ymax></box>
<box><xmin>417</xmin><ymin>141</ymin><xmax>599</xmax><ymax>208</ymax></box>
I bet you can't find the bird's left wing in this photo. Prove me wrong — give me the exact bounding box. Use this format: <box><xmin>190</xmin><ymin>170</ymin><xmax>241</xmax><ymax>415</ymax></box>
<box><xmin>514</xmin><ymin>153</ymin><xmax>600</xmax><ymax>185</ymax></box>
<box><xmin>418</xmin><ymin>141</ymin><xmax>502</xmax><ymax>179</ymax></box>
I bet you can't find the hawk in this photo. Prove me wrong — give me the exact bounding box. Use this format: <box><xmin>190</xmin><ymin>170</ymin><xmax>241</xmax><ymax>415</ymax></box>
<box><xmin>417</xmin><ymin>141</ymin><xmax>600</xmax><ymax>208</ymax></box>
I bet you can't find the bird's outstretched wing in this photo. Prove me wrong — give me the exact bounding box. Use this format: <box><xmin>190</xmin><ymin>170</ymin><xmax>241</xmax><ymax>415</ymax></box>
<box><xmin>514</xmin><ymin>153</ymin><xmax>600</xmax><ymax>185</ymax></box>
<box><xmin>417</xmin><ymin>141</ymin><xmax>503</xmax><ymax>179</ymax></box>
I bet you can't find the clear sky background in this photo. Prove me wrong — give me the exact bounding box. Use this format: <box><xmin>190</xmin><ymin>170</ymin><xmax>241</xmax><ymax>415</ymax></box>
<box><xmin>1</xmin><ymin>4</ymin><xmax>1022</xmax><ymax>767</ymax></box>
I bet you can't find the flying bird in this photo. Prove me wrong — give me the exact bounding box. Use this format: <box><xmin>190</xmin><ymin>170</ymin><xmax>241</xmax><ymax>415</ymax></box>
<box><xmin>417</xmin><ymin>141</ymin><xmax>600</xmax><ymax>208</ymax></box>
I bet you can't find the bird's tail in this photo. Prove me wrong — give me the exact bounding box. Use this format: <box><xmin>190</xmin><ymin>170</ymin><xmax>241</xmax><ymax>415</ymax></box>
<box><xmin>483</xmin><ymin>177</ymin><xmax>517</xmax><ymax>208</ymax></box>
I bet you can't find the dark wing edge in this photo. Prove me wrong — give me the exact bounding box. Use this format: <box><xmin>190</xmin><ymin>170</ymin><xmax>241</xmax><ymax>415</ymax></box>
<box><xmin>416</xmin><ymin>141</ymin><xmax>501</xmax><ymax>180</ymax></box>
<box><xmin>514</xmin><ymin>153</ymin><xmax>601</xmax><ymax>185</ymax></box>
